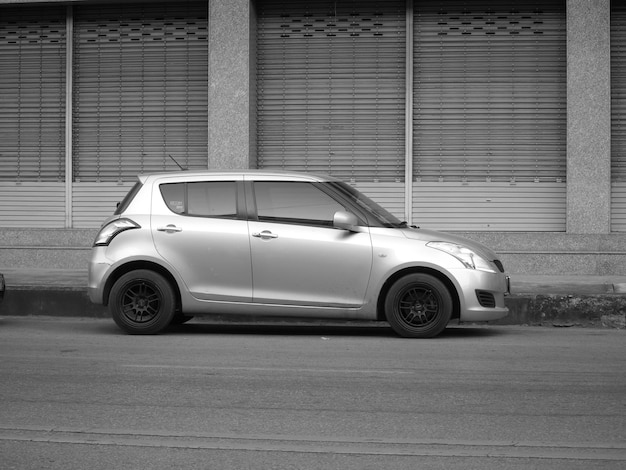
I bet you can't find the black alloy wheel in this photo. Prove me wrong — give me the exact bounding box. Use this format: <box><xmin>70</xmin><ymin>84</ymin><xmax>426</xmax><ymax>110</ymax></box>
<box><xmin>109</xmin><ymin>269</ymin><xmax>176</xmax><ymax>334</ymax></box>
<box><xmin>385</xmin><ymin>273</ymin><xmax>453</xmax><ymax>338</ymax></box>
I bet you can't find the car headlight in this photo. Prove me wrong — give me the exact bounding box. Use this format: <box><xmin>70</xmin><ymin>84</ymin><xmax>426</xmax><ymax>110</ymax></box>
<box><xmin>94</xmin><ymin>218</ymin><xmax>140</xmax><ymax>246</ymax></box>
<box><xmin>427</xmin><ymin>241</ymin><xmax>496</xmax><ymax>273</ymax></box>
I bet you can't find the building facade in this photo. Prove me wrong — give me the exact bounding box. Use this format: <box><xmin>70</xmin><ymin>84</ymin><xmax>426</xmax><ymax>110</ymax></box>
<box><xmin>0</xmin><ymin>0</ymin><xmax>623</xmax><ymax>275</ymax></box>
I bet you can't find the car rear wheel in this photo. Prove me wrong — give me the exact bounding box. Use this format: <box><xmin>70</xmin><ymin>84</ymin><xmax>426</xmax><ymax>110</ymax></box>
<box><xmin>385</xmin><ymin>273</ymin><xmax>452</xmax><ymax>338</ymax></box>
<box><xmin>109</xmin><ymin>270</ymin><xmax>176</xmax><ymax>334</ymax></box>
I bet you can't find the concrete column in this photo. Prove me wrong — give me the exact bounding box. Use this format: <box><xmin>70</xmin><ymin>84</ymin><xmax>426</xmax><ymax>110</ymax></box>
<box><xmin>566</xmin><ymin>0</ymin><xmax>611</xmax><ymax>233</ymax></box>
<box><xmin>208</xmin><ymin>0</ymin><xmax>255</xmax><ymax>169</ymax></box>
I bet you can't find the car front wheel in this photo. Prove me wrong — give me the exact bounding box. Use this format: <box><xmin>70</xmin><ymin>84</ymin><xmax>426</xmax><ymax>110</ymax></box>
<box><xmin>385</xmin><ymin>273</ymin><xmax>453</xmax><ymax>338</ymax></box>
<box><xmin>109</xmin><ymin>270</ymin><xmax>176</xmax><ymax>335</ymax></box>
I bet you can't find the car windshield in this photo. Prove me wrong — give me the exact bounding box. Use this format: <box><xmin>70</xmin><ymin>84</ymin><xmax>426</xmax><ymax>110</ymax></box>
<box><xmin>328</xmin><ymin>182</ymin><xmax>406</xmax><ymax>228</ymax></box>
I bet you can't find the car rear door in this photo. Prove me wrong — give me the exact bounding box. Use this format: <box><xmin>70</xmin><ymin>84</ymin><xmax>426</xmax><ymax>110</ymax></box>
<box><xmin>247</xmin><ymin>180</ymin><xmax>373</xmax><ymax>308</ymax></box>
<box><xmin>151</xmin><ymin>176</ymin><xmax>252</xmax><ymax>302</ymax></box>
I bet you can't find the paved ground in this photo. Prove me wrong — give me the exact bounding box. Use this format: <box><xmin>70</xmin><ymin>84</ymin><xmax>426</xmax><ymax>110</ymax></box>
<box><xmin>1</xmin><ymin>317</ymin><xmax>625</xmax><ymax>469</ymax></box>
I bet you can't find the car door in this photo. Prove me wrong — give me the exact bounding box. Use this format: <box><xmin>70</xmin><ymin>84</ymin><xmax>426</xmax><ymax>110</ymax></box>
<box><xmin>248</xmin><ymin>180</ymin><xmax>373</xmax><ymax>308</ymax></box>
<box><xmin>152</xmin><ymin>178</ymin><xmax>252</xmax><ymax>302</ymax></box>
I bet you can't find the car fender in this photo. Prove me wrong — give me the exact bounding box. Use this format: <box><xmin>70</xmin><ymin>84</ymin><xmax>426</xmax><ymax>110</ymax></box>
<box><xmin>95</xmin><ymin>224</ymin><xmax>191</xmax><ymax>306</ymax></box>
<box><xmin>363</xmin><ymin>231</ymin><xmax>467</xmax><ymax>314</ymax></box>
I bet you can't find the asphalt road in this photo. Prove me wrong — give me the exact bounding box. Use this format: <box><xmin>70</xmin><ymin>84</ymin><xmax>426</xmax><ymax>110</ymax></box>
<box><xmin>0</xmin><ymin>316</ymin><xmax>624</xmax><ymax>469</ymax></box>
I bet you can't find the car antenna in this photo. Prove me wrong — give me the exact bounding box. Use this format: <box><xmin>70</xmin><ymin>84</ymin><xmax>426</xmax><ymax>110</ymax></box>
<box><xmin>168</xmin><ymin>154</ymin><xmax>187</xmax><ymax>171</ymax></box>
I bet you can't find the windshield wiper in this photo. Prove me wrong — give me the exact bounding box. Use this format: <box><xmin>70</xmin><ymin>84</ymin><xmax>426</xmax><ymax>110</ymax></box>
<box><xmin>387</xmin><ymin>221</ymin><xmax>408</xmax><ymax>228</ymax></box>
<box><xmin>393</xmin><ymin>221</ymin><xmax>421</xmax><ymax>229</ymax></box>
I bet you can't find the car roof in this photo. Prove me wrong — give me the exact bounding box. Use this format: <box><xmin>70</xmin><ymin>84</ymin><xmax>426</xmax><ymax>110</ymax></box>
<box><xmin>137</xmin><ymin>169</ymin><xmax>341</xmax><ymax>184</ymax></box>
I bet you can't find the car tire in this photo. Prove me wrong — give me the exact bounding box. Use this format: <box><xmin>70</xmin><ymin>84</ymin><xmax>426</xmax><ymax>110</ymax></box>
<box><xmin>109</xmin><ymin>270</ymin><xmax>176</xmax><ymax>335</ymax></box>
<box><xmin>385</xmin><ymin>273</ymin><xmax>452</xmax><ymax>338</ymax></box>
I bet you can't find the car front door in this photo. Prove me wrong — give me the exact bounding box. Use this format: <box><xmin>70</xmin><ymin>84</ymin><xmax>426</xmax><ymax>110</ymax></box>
<box><xmin>247</xmin><ymin>180</ymin><xmax>373</xmax><ymax>308</ymax></box>
<box><xmin>152</xmin><ymin>178</ymin><xmax>252</xmax><ymax>302</ymax></box>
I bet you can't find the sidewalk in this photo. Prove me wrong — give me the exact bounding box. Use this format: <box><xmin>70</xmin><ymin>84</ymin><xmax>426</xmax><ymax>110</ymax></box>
<box><xmin>1</xmin><ymin>268</ymin><xmax>625</xmax><ymax>327</ymax></box>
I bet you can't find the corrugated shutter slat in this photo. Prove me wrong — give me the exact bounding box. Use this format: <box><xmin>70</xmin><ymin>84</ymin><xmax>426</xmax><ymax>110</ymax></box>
<box><xmin>412</xmin><ymin>1</ymin><xmax>566</xmax><ymax>231</ymax></box>
<box><xmin>257</xmin><ymin>0</ymin><xmax>406</xmax><ymax>183</ymax></box>
<box><xmin>72</xmin><ymin>1</ymin><xmax>208</xmax><ymax>182</ymax></box>
<box><xmin>0</xmin><ymin>6</ymin><xmax>66</xmax><ymax>182</ymax></box>
<box><xmin>413</xmin><ymin>1</ymin><xmax>566</xmax><ymax>184</ymax></box>
<box><xmin>612</xmin><ymin>6</ymin><xmax>626</xmax><ymax>231</ymax></box>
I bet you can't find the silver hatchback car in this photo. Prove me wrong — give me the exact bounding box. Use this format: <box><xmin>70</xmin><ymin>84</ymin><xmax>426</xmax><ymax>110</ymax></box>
<box><xmin>88</xmin><ymin>170</ymin><xmax>509</xmax><ymax>337</ymax></box>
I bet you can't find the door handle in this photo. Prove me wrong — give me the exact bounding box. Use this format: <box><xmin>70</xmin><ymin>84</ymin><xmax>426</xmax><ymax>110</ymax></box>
<box><xmin>252</xmin><ymin>230</ymin><xmax>278</xmax><ymax>239</ymax></box>
<box><xmin>157</xmin><ymin>224</ymin><xmax>183</xmax><ymax>233</ymax></box>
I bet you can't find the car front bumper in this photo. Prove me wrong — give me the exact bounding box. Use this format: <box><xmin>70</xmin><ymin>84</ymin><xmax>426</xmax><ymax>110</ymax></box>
<box><xmin>453</xmin><ymin>269</ymin><xmax>510</xmax><ymax>322</ymax></box>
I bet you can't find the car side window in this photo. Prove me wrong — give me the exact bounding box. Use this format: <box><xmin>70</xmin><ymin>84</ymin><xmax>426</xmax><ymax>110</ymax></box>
<box><xmin>254</xmin><ymin>182</ymin><xmax>345</xmax><ymax>226</ymax></box>
<box><xmin>160</xmin><ymin>181</ymin><xmax>237</xmax><ymax>218</ymax></box>
<box><xmin>160</xmin><ymin>183</ymin><xmax>185</xmax><ymax>214</ymax></box>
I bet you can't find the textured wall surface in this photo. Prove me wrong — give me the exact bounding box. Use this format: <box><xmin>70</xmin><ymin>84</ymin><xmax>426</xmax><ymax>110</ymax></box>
<box><xmin>208</xmin><ymin>0</ymin><xmax>254</xmax><ymax>169</ymax></box>
<box><xmin>567</xmin><ymin>0</ymin><xmax>612</xmax><ymax>233</ymax></box>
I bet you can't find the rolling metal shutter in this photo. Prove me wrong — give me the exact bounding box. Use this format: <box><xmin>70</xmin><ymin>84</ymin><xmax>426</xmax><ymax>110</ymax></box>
<box><xmin>72</xmin><ymin>1</ymin><xmax>208</xmax><ymax>183</ymax></box>
<box><xmin>256</xmin><ymin>0</ymin><xmax>407</xmax><ymax>216</ymax></box>
<box><xmin>413</xmin><ymin>1</ymin><xmax>566</xmax><ymax>231</ymax></box>
<box><xmin>612</xmin><ymin>6</ymin><xmax>626</xmax><ymax>232</ymax></box>
<box><xmin>71</xmin><ymin>1</ymin><xmax>208</xmax><ymax>227</ymax></box>
<box><xmin>0</xmin><ymin>6</ymin><xmax>66</xmax><ymax>227</ymax></box>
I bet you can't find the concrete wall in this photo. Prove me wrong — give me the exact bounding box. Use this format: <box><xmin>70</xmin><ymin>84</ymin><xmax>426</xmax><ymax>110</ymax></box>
<box><xmin>4</xmin><ymin>229</ymin><xmax>626</xmax><ymax>276</ymax></box>
<box><xmin>0</xmin><ymin>229</ymin><xmax>94</xmax><ymax>270</ymax></box>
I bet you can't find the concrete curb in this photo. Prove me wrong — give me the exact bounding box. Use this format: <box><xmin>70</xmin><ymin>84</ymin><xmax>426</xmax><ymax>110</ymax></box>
<box><xmin>1</xmin><ymin>288</ymin><xmax>107</xmax><ymax>318</ymax></box>
<box><xmin>0</xmin><ymin>270</ymin><xmax>625</xmax><ymax>328</ymax></box>
<box><xmin>1</xmin><ymin>288</ymin><xmax>625</xmax><ymax>329</ymax></box>
<box><xmin>498</xmin><ymin>294</ymin><xmax>626</xmax><ymax>328</ymax></box>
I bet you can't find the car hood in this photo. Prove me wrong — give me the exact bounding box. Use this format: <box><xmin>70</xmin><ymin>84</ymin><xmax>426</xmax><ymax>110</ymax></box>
<box><xmin>399</xmin><ymin>227</ymin><xmax>501</xmax><ymax>262</ymax></box>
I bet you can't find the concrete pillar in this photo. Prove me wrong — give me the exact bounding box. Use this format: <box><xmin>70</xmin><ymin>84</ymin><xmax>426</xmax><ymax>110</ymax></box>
<box><xmin>566</xmin><ymin>0</ymin><xmax>611</xmax><ymax>233</ymax></box>
<box><xmin>208</xmin><ymin>0</ymin><xmax>255</xmax><ymax>169</ymax></box>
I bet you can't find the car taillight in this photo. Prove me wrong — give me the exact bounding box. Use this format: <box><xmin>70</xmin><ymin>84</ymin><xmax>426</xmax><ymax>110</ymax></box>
<box><xmin>93</xmin><ymin>218</ymin><xmax>140</xmax><ymax>246</ymax></box>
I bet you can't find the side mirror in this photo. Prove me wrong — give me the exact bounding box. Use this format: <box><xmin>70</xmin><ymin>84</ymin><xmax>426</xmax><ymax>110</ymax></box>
<box><xmin>333</xmin><ymin>211</ymin><xmax>359</xmax><ymax>232</ymax></box>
